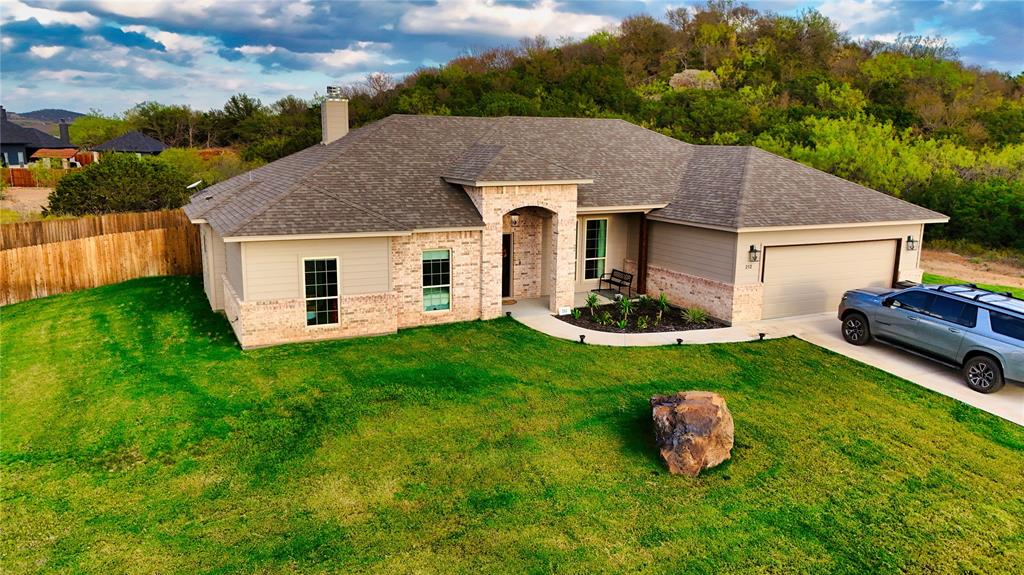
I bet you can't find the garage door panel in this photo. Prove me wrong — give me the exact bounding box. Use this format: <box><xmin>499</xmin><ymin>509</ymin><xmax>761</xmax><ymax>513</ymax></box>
<box><xmin>762</xmin><ymin>241</ymin><xmax>896</xmax><ymax>319</ymax></box>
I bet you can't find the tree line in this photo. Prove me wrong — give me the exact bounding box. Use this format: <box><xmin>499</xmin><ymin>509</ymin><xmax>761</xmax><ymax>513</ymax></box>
<box><xmin>69</xmin><ymin>0</ymin><xmax>1022</xmax><ymax>249</ymax></box>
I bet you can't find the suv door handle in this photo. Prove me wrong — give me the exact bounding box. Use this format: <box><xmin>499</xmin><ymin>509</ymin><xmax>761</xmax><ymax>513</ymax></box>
<box><xmin>906</xmin><ymin>316</ymin><xmax>918</xmax><ymax>321</ymax></box>
<box><xmin>949</xmin><ymin>327</ymin><xmax>961</xmax><ymax>333</ymax></box>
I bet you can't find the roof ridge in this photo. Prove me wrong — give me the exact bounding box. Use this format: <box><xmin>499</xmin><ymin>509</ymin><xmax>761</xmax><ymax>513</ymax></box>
<box><xmin>505</xmin><ymin>144</ymin><xmax>590</xmax><ymax>179</ymax></box>
<box><xmin>731</xmin><ymin>147</ymin><xmax>755</xmax><ymax>229</ymax></box>
<box><xmin>222</xmin><ymin>117</ymin><xmax>395</xmax><ymax>235</ymax></box>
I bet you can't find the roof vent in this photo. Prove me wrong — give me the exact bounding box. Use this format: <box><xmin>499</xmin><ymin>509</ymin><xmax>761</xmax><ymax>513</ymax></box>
<box><xmin>326</xmin><ymin>85</ymin><xmax>343</xmax><ymax>100</ymax></box>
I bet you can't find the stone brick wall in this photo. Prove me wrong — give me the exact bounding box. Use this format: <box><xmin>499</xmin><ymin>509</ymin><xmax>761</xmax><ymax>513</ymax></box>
<box><xmin>731</xmin><ymin>283</ymin><xmax>764</xmax><ymax>323</ymax></box>
<box><xmin>391</xmin><ymin>229</ymin><xmax>483</xmax><ymax>329</ymax></box>
<box><xmin>223</xmin><ymin>276</ymin><xmax>398</xmax><ymax>349</ymax></box>
<box><xmin>645</xmin><ymin>263</ymin><xmax>736</xmax><ymax>323</ymax></box>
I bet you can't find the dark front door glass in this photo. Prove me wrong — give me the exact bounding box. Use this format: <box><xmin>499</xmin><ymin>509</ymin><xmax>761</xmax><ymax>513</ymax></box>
<box><xmin>502</xmin><ymin>233</ymin><xmax>512</xmax><ymax>298</ymax></box>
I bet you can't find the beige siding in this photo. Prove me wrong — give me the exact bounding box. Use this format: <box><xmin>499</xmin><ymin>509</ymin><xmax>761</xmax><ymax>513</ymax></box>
<box><xmin>735</xmin><ymin>223</ymin><xmax>925</xmax><ymax>286</ymax></box>
<box><xmin>200</xmin><ymin>224</ymin><xmax>227</xmax><ymax>310</ymax></box>
<box><xmin>574</xmin><ymin>213</ymin><xmax>636</xmax><ymax>292</ymax></box>
<box><xmin>242</xmin><ymin>237</ymin><xmax>390</xmax><ymax>301</ymax></box>
<box><xmin>648</xmin><ymin>221</ymin><xmax>737</xmax><ymax>284</ymax></box>
<box><xmin>225</xmin><ymin>241</ymin><xmax>243</xmax><ymax>300</ymax></box>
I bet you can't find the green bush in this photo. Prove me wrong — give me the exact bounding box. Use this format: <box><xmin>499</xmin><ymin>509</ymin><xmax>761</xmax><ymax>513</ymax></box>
<box><xmin>682</xmin><ymin>307</ymin><xmax>709</xmax><ymax>325</ymax></box>
<box><xmin>906</xmin><ymin>177</ymin><xmax>1024</xmax><ymax>250</ymax></box>
<box><xmin>47</xmin><ymin>154</ymin><xmax>190</xmax><ymax>216</ymax></box>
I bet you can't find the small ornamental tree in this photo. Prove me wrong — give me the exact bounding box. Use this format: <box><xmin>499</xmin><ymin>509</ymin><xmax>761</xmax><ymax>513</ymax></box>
<box><xmin>46</xmin><ymin>153</ymin><xmax>190</xmax><ymax>216</ymax></box>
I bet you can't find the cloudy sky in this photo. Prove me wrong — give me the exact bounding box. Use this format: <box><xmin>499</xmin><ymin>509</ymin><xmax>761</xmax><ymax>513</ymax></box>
<box><xmin>1</xmin><ymin>0</ymin><xmax>1021</xmax><ymax>114</ymax></box>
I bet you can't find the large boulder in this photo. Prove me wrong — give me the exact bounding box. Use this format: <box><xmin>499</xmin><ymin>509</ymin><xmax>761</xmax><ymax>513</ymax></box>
<box><xmin>650</xmin><ymin>391</ymin><xmax>734</xmax><ymax>476</ymax></box>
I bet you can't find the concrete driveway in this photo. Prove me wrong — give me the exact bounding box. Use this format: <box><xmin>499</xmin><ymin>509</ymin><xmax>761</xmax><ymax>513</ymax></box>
<box><xmin>764</xmin><ymin>313</ymin><xmax>1024</xmax><ymax>426</ymax></box>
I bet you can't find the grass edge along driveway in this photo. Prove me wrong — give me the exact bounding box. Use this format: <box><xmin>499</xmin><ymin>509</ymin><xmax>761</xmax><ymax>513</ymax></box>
<box><xmin>2</xmin><ymin>276</ymin><xmax>1023</xmax><ymax>574</ymax></box>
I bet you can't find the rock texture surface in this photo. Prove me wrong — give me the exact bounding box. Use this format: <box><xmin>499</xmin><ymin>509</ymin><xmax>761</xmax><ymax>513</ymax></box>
<box><xmin>650</xmin><ymin>391</ymin><xmax>734</xmax><ymax>476</ymax></box>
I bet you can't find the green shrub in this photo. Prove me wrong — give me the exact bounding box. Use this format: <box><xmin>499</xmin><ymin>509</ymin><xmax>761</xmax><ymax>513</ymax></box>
<box><xmin>597</xmin><ymin>311</ymin><xmax>613</xmax><ymax>326</ymax></box>
<box><xmin>617</xmin><ymin>297</ymin><xmax>633</xmax><ymax>319</ymax></box>
<box><xmin>636</xmin><ymin>315</ymin><xmax>649</xmax><ymax>330</ymax></box>
<box><xmin>615</xmin><ymin>318</ymin><xmax>628</xmax><ymax>329</ymax></box>
<box><xmin>27</xmin><ymin>162</ymin><xmax>62</xmax><ymax>187</ymax></box>
<box><xmin>571</xmin><ymin>308</ymin><xmax>581</xmax><ymax>320</ymax></box>
<box><xmin>47</xmin><ymin>153</ymin><xmax>190</xmax><ymax>216</ymax></box>
<box><xmin>586</xmin><ymin>293</ymin><xmax>600</xmax><ymax>316</ymax></box>
<box><xmin>682</xmin><ymin>307</ymin><xmax>709</xmax><ymax>325</ymax></box>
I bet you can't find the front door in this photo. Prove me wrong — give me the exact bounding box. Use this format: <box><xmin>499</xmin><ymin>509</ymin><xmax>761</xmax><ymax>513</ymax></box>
<box><xmin>502</xmin><ymin>233</ymin><xmax>512</xmax><ymax>298</ymax></box>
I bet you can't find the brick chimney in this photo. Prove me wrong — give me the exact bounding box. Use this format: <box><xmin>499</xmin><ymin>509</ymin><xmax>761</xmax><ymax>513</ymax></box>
<box><xmin>321</xmin><ymin>86</ymin><xmax>349</xmax><ymax>145</ymax></box>
<box><xmin>59</xmin><ymin>119</ymin><xmax>71</xmax><ymax>144</ymax></box>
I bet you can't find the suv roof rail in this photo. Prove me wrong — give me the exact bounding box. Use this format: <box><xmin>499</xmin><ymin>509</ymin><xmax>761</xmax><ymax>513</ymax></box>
<box><xmin>927</xmin><ymin>283</ymin><xmax>1024</xmax><ymax>313</ymax></box>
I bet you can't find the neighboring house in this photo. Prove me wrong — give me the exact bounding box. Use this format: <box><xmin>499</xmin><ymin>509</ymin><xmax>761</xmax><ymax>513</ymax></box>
<box><xmin>92</xmin><ymin>131</ymin><xmax>168</xmax><ymax>156</ymax></box>
<box><xmin>1</xmin><ymin>106</ymin><xmax>76</xmax><ymax>167</ymax></box>
<box><xmin>185</xmin><ymin>94</ymin><xmax>947</xmax><ymax>349</ymax></box>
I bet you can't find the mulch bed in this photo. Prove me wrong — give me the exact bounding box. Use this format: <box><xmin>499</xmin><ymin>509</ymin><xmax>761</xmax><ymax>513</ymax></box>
<box><xmin>556</xmin><ymin>301</ymin><xmax>726</xmax><ymax>333</ymax></box>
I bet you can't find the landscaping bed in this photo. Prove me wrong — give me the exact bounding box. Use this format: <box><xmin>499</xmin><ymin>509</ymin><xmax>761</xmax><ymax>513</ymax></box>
<box><xmin>557</xmin><ymin>294</ymin><xmax>726</xmax><ymax>333</ymax></box>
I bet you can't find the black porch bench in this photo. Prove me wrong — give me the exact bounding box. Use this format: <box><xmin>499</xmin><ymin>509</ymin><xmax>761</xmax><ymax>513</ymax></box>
<box><xmin>599</xmin><ymin>269</ymin><xmax>634</xmax><ymax>298</ymax></box>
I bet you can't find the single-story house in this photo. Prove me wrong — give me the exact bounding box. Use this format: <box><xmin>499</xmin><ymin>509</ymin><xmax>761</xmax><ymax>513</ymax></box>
<box><xmin>93</xmin><ymin>131</ymin><xmax>168</xmax><ymax>156</ymax></box>
<box><xmin>0</xmin><ymin>106</ymin><xmax>76</xmax><ymax>167</ymax></box>
<box><xmin>185</xmin><ymin>95</ymin><xmax>947</xmax><ymax>348</ymax></box>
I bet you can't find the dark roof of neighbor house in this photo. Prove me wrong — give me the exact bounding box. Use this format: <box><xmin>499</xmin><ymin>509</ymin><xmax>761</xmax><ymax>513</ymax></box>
<box><xmin>185</xmin><ymin>115</ymin><xmax>946</xmax><ymax>238</ymax></box>
<box><xmin>93</xmin><ymin>131</ymin><xmax>168</xmax><ymax>153</ymax></box>
<box><xmin>0</xmin><ymin>116</ymin><xmax>75</xmax><ymax>149</ymax></box>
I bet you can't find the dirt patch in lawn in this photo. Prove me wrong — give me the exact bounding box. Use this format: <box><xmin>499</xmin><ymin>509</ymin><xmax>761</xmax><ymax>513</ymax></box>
<box><xmin>922</xmin><ymin>249</ymin><xmax>1023</xmax><ymax>289</ymax></box>
<box><xmin>1</xmin><ymin>187</ymin><xmax>52</xmax><ymax>219</ymax></box>
<box><xmin>557</xmin><ymin>301</ymin><xmax>726</xmax><ymax>333</ymax></box>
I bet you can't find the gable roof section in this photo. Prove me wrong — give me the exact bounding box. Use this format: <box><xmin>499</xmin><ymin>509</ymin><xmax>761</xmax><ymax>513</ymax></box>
<box><xmin>0</xmin><ymin>118</ymin><xmax>75</xmax><ymax>148</ymax></box>
<box><xmin>93</xmin><ymin>131</ymin><xmax>168</xmax><ymax>153</ymax></box>
<box><xmin>186</xmin><ymin>114</ymin><xmax>946</xmax><ymax>239</ymax></box>
<box><xmin>654</xmin><ymin>146</ymin><xmax>946</xmax><ymax>229</ymax></box>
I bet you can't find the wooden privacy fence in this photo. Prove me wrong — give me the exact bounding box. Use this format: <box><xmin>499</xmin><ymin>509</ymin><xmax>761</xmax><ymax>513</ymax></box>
<box><xmin>0</xmin><ymin>209</ymin><xmax>200</xmax><ymax>305</ymax></box>
<box><xmin>1</xmin><ymin>167</ymin><xmax>78</xmax><ymax>187</ymax></box>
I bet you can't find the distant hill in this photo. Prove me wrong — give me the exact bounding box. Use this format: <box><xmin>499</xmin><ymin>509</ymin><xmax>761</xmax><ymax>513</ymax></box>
<box><xmin>6</xmin><ymin>109</ymin><xmax>84</xmax><ymax>137</ymax></box>
<box><xmin>18</xmin><ymin>108</ymin><xmax>84</xmax><ymax>122</ymax></box>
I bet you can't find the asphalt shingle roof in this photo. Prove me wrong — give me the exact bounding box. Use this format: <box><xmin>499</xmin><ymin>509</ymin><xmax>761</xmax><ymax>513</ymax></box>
<box><xmin>0</xmin><ymin>118</ymin><xmax>75</xmax><ymax>148</ymax></box>
<box><xmin>185</xmin><ymin>114</ymin><xmax>946</xmax><ymax>238</ymax></box>
<box><xmin>93</xmin><ymin>131</ymin><xmax>168</xmax><ymax>153</ymax></box>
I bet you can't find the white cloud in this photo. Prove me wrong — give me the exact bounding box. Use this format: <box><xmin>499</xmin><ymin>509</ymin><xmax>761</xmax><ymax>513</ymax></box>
<box><xmin>121</xmin><ymin>25</ymin><xmax>217</xmax><ymax>54</ymax></box>
<box><xmin>0</xmin><ymin>0</ymin><xmax>100</xmax><ymax>26</ymax></box>
<box><xmin>234</xmin><ymin>42</ymin><xmax>405</xmax><ymax>72</ymax></box>
<box><xmin>235</xmin><ymin>45</ymin><xmax>278</xmax><ymax>56</ymax></box>
<box><xmin>399</xmin><ymin>0</ymin><xmax>616</xmax><ymax>39</ymax></box>
<box><xmin>29</xmin><ymin>45</ymin><xmax>64</xmax><ymax>59</ymax></box>
<box><xmin>818</xmin><ymin>0</ymin><xmax>897</xmax><ymax>32</ymax></box>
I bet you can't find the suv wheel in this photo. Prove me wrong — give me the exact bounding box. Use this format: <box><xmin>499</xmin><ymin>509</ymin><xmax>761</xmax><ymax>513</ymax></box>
<box><xmin>842</xmin><ymin>313</ymin><xmax>872</xmax><ymax>346</ymax></box>
<box><xmin>963</xmin><ymin>356</ymin><xmax>1005</xmax><ymax>394</ymax></box>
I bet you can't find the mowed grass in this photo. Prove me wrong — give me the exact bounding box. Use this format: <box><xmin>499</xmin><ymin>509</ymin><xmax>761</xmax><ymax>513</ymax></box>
<box><xmin>2</xmin><ymin>277</ymin><xmax>1023</xmax><ymax>574</ymax></box>
<box><xmin>922</xmin><ymin>272</ymin><xmax>1023</xmax><ymax>299</ymax></box>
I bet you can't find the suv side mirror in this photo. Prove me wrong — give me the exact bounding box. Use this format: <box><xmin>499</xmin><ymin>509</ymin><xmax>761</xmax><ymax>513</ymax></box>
<box><xmin>882</xmin><ymin>296</ymin><xmax>895</xmax><ymax>307</ymax></box>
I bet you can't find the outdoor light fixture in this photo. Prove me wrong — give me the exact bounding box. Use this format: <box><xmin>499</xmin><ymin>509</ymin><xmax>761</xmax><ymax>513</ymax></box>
<box><xmin>505</xmin><ymin>311</ymin><xmax>512</xmax><ymax>318</ymax></box>
<box><xmin>906</xmin><ymin>235</ymin><xmax>918</xmax><ymax>251</ymax></box>
<box><xmin>748</xmin><ymin>244</ymin><xmax>761</xmax><ymax>262</ymax></box>
<box><xmin>510</xmin><ymin>212</ymin><xmax>521</xmax><ymax>227</ymax></box>
<box><xmin>759</xmin><ymin>333</ymin><xmax>766</xmax><ymax>341</ymax></box>
<box><xmin>579</xmin><ymin>334</ymin><xmax>586</xmax><ymax>344</ymax></box>
<box><xmin>676</xmin><ymin>338</ymin><xmax>683</xmax><ymax>345</ymax></box>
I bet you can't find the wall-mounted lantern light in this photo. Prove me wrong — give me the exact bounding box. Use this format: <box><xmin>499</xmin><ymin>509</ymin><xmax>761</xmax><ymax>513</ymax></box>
<box><xmin>748</xmin><ymin>244</ymin><xmax>761</xmax><ymax>263</ymax></box>
<box><xmin>906</xmin><ymin>235</ymin><xmax>918</xmax><ymax>251</ymax></box>
<box><xmin>510</xmin><ymin>212</ymin><xmax>521</xmax><ymax>227</ymax></box>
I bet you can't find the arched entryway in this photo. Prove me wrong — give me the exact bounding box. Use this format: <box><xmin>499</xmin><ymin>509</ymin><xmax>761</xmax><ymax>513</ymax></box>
<box><xmin>501</xmin><ymin>206</ymin><xmax>556</xmax><ymax>303</ymax></box>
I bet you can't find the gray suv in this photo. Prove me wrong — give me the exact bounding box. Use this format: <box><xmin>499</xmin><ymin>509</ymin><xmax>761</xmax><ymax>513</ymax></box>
<box><xmin>838</xmin><ymin>283</ymin><xmax>1024</xmax><ymax>393</ymax></box>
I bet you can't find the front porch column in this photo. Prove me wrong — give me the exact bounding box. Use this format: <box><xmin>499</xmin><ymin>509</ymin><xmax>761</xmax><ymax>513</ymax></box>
<box><xmin>480</xmin><ymin>219</ymin><xmax>504</xmax><ymax>320</ymax></box>
<box><xmin>549</xmin><ymin>210</ymin><xmax>576</xmax><ymax>313</ymax></box>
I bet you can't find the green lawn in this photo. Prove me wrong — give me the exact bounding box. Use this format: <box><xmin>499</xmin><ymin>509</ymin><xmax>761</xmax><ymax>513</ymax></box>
<box><xmin>3</xmin><ymin>277</ymin><xmax>1023</xmax><ymax>574</ymax></box>
<box><xmin>922</xmin><ymin>272</ymin><xmax>1024</xmax><ymax>299</ymax></box>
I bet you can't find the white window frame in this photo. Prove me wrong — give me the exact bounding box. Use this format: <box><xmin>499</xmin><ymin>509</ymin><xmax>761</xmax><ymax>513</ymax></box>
<box><xmin>422</xmin><ymin>248</ymin><xmax>452</xmax><ymax>313</ymax></box>
<box><xmin>302</xmin><ymin>256</ymin><xmax>340</xmax><ymax>327</ymax></box>
<box><xmin>582</xmin><ymin>217</ymin><xmax>609</xmax><ymax>280</ymax></box>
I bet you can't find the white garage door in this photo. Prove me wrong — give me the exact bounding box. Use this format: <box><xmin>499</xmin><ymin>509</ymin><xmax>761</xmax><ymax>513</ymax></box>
<box><xmin>761</xmin><ymin>240</ymin><xmax>897</xmax><ymax>319</ymax></box>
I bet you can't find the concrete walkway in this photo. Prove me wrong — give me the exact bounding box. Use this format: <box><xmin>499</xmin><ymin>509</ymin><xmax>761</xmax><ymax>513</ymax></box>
<box><xmin>503</xmin><ymin>298</ymin><xmax>1024</xmax><ymax>425</ymax></box>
